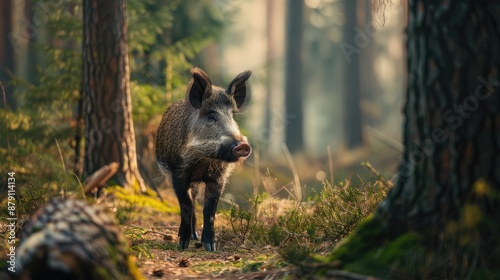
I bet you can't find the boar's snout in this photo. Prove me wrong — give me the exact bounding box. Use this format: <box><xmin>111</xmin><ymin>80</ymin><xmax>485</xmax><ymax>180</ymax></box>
<box><xmin>232</xmin><ymin>142</ymin><xmax>252</xmax><ymax>158</ymax></box>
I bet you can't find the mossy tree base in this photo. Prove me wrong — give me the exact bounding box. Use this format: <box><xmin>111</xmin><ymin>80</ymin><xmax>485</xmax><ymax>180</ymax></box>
<box><xmin>317</xmin><ymin>202</ymin><xmax>500</xmax><ymax>279</ymax></box>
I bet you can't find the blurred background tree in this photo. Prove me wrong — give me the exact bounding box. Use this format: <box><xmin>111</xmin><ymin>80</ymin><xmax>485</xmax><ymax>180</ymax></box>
<box><xmin>0</xmin><ymin>0</ymin><xmax>15</xmax><ymax>109</ymax></box>
<box><xmin>341</xmin><ymin>0</ymin><xmax>363</xmax><ymax>149</ymax></box>
<box><xmin>284</xmin><ymin>0</ymin><xmax>305</xmax><ymax>154</ymax></box>
<box><xmin>0</xmin><ymin>0</ymin><xmax>406</xmax><ymax>203</ymax></box>
<box><xmin>0</xmin><ymin>0</ymin><xmax>225</xmax><ymax>191</ymax></box>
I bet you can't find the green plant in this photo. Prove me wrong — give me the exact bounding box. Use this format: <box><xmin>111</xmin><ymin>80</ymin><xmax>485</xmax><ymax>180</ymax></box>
<box><xmin>222</xmin><ymin>175</ymin><xmax>388</xmax><ymax>257</ymax></box>
<box><xmin>229</xmin><ymin>194</ymin><xmax>262</xmax><ymax>245</ymax></box>
<box><xmin>116</xmin><ymin>201</ymin><xmax>138</xmax><ymax>225</ymax></box>
<box><xmin>313</xmin><ymin>179</ymin><xmax>387</xmax><ymax>243</ymax></box>
<box><xmin>123</xmin><ymin>227</ymin><xmax>153</xmax><ymax>259</ymax></box>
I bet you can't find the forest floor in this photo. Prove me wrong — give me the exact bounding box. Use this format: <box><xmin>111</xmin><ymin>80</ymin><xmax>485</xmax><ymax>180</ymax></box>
<box><xmin>133</xmin><ymin>228</ymin><xmax>298</xmax><ymax>279</ymax></box>
<box><xmin>124</xmin><ymin>191</ymin><xmax>307</xmax><ymax>280</ymax></box>
<box><xmin>125</xmin><ymin>146</ymin><xmax>397</xmax><ymax>279</ymax></box>
<box><xmin>1</xmin><ymin>142</ymin><xmax>398</xmax><ymax>279</ymax></box>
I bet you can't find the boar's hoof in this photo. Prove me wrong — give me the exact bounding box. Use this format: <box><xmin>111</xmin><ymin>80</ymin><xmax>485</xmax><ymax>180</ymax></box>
<box><xmin>179</xmin><ymin>240</ymin><xmax>190</xmax><ymax>250</ymax></box>
<box><xmin>232</xmin><ymin>143</ymin><xmax>252</xmax><ymax>158</ymax></box>
<box><xmin>204</xmin><ymin>243</ymin><xmax>216</xmax><ymax>251</ymax></box>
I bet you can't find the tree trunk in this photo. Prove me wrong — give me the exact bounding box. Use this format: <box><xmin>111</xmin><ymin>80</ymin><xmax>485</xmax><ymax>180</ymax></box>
<box><xmin>0</xmin><ymin>0</ymin><xmax>15</xmax><ymax>109</ymax></box>
<box><xmin>325</xmin><ymin>1</ymin><xmax>500</xmax><ymax>278</ymax></box>
<box><xmin>284</xmin><ymin>0</ymin><xmax>304</xmax><ymax>153</ymax></box>
<box><xmin>378</xmin><ymin>0</ymin><xmax>500</xmax><ymax>233</ymax></box>
<box><xmin>371</xmin><ymin>1</ymin><xmax>500</xmax><ymax>275</ymax></box>
<box><xmin>82</xmin><ymin>0</ymin><xmax>146</xmax><ymax>192</ymax></box>
<box><xmin>342</xmin><ymin>0</ymin><xmax>364</xmax><ymax>149</ymax></box>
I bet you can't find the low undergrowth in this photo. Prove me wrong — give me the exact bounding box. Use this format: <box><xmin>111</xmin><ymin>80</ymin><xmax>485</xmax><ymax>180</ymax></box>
<box><xmin>221</xmin><ymin>179</ymin><xmax>390</xmax><ymax>260</ymax></box>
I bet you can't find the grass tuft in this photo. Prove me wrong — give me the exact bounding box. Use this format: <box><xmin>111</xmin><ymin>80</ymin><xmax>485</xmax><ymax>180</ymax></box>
<box><xmin>221</xmin><ymin>176</ymin><xmax>389</xmax><ymax>261</ymax></box>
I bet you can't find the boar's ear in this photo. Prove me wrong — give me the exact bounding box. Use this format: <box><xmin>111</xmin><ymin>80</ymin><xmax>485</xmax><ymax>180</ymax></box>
<box><xmin>227</xmin><ymin>70</ymin><xmax>251</xmax><ymax>109</ymax></box>
<box><xmin>187</xmin><ymin>68</ymin><xmax>212</xmax><ymax>109</ymax></box>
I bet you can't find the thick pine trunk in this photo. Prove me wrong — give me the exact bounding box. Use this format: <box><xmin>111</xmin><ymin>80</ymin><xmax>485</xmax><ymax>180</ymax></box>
<box><xmin>378</xmin><ymin>0</ymin><xmax>500</xmax><ymax>231</ymax></box>
<box><xmin>82</xmin><ymin>0</ymin><xmax>146</xmax><ymax>191</ymax></box>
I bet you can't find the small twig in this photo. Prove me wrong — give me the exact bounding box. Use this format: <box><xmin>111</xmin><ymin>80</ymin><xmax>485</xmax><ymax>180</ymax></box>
<box><xmin>55</xmin><ymin>138</ymin><xmax>68</xmax><ymax>197</ymax></box>
<box><xmin>253</xmin><ymin>149</ymin><xmax>260</xmax><ymax>194</ymax></box>
<box><xmin>282</xmin><ymin>228</ymin><xmax>309</xmax><ymax>239</ymax></box>
<box><xmin>70</xmin><ymin>172</ymin><xmax>86</xmax><ymax>199</ymax></box>
<box><xmin>55</xmin><ymin>139</ymin><xmax>66</xmax><ymax>173</ymax></box>
<box><xmin>275</xmin><ymin>184</ymin><xmax>297</xmax><ymax>200</ymax></box>
<box><xmin>219</xmin><ymin>197</ymin><xmax>240</xmax><ymax>209</ymax></box>
<box><xmin>237</xmin><ymin>246</ymin><xmax>253</xmax><ymax>252</ymax></box>
<box><xmin>361</xmin><ymin>162</ymin><xmax>393</xmax><ymax>189</ymax></box>
<box><xmin>144</xmin><ymin>231</ymin><xmax>173</xmax><ymax>238</ymax></box>
<box><xmin>366</xmin><ymin>126</ymin><xmax>404</xmax><ymax>153</ymax></box>
<box><xmin>327</xmin><ymin>145</ymin><xmax>334</xmax><ymax>185</ymax></box>
<box><xmin>282</xmin><ymin>144</ymin><xmax>302</xmax><ymax>202</ymax></box>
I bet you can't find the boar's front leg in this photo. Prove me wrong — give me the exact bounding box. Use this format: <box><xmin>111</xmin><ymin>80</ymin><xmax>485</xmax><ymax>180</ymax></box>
<box><xmin>172</xmin><ymin>176</ymin><xmax>194</xmax><ymax>250</ymax></box>
<box><xmin>202</xmin><ymin>180</ymin><xmax>223</xmax><ymax>251</ymax></box>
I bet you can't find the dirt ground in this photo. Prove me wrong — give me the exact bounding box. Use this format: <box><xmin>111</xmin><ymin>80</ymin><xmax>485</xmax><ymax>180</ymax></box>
<box><xmin>135</xmin><ymin>237</ymin><xmax>296</xmax><ymax>279</ymax></box>
<box><xmin>126</xmin><ymin>208</ymin><xmax>294</xmax><ymax>279</ymax></box>
<box><xmin>117</xmin><ymin>189</ymin><xmax>297</xmax><ymax>280</ymax></box>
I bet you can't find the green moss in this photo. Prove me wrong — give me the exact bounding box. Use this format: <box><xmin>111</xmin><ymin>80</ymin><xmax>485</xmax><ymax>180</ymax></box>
<box><xmin>328</xmin><ymin>215</ymin><xmax>385</xmax><ymax>263</ymax></box>
<box><xmin>241</xmin><ymin>261</ymin><xmax>265</xmax><ymax>272</ymax></box>
<box><xmin>108</xmin><ymin>186</ymin><xmax>178</xmax><ymax>214</ymax></box>
<box><xmin>325</xmin><ymin>216</ymin><xmax>424</xmax><ymax>278</ymax></box>
<box><xmin>189</xmin><ymin>253</ymin><xmax>282</xmax><ymax>275</ymax></box>
<box><xmin>191</xmin><ymin>259</ymin><xmax>245</xmax><ymax>274</ymax></box>
<box><xmin>343</xmin><ymin>233</ymin><xmax>422</xmax><ymax>277</ymax></box>
<box><xmin>133</xmin><ymin>239</ymin><xmax>178</xmax><ymax>251</ymax></box>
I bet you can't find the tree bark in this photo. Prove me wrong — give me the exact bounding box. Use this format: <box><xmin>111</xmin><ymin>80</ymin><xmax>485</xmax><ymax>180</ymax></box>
<box><xmin>82</xmin><ymin>0</ymin><xmax>146</xmax><ymax>192</ymax></box>
<box><xmin>360</xmin><ymin>7</ymin><xmax>500</xmax><ymax>276</ymax></box>
<box><xmin>0</xmin><ymin>0</ymin><xmax>15</xmax><ymax>109</ymax></box>
<box><xmin>378</xmin><ymin>0</ymin><xmax>500</xmax><ymax>232</ymax></box>
<box><xmin>284</xmin><ymin>0</ymin><xmax>304</xmax><ymax>153</ymax></box>
<box><xmin>342</xmin><ymin>0</ymin><xmax>364</xmax><ymax>149</ymax></box>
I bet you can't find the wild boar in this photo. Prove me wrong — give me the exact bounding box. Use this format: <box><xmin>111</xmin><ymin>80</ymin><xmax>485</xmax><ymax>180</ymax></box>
<box><xmin>156</xmin><ymin>68</ymin><xmax>252</xmax><ymax>251</ymax></box>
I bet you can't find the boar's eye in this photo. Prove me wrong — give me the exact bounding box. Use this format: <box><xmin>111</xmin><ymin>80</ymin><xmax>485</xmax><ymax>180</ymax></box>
<box><xmin>207</xmin><ymin>113</ymin><xmax>217</xmax><ymax>122</ymax></box>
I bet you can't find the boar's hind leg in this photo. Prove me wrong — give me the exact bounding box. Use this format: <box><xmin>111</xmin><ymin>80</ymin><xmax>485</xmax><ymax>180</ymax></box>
<box><xmin>202</xmin><ymin>182</ymin><xmax>223</xmax><ymax>251</ymax></box>
<box><xmin>190</xmin><ymin>187</ymin><xmax>199</xmax><ymax>240</ymax></box>
<box><xmin>172</xmin><ymin>177</ymin><xmax>193</xmax><ymax>250</ymax></box>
